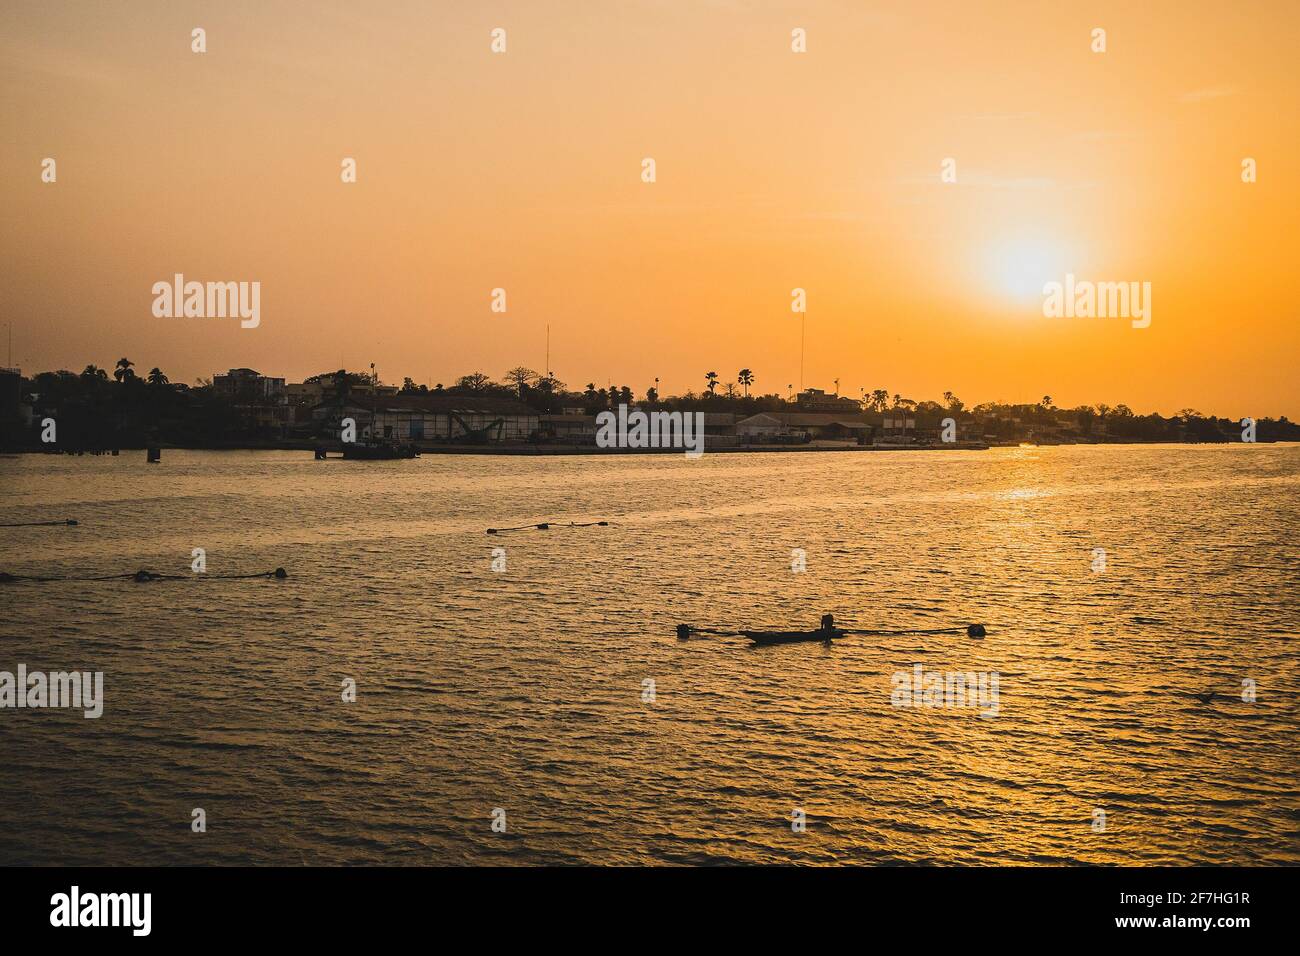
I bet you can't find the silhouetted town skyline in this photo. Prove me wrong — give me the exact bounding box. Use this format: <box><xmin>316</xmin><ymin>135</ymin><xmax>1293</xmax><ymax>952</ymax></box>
<box><xmin>3</xmin><ymin>359</ymin><xmax>1295</xmax><ymax>452</ymax></box>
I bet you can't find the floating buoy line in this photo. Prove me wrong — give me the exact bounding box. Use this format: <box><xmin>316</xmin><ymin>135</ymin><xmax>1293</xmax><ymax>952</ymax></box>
<box><xmin>0</xmin><ymin>567</ymin><xmax>288</xmax><ymax>584</ymax></box>
<box><xmin>487</xmin><ymin>520</ymin><xmax>611</xmax><ymax>534</ymax></box>
<box><xmin>677</xmin><ymin>613</ymin><xmax>987</xmax><ymax>646</ymax></box>
<box><xmin>0</xmin><ymin>519</ymin><xmax>78</xmax><ymax>527</ymax></box>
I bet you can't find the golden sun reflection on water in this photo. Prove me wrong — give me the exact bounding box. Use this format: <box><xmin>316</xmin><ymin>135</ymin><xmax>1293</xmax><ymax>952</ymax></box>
<box><xmin>1</xmin><ymin>445</ymin><xmax>1297</xmax><ymax>865</ymax></box>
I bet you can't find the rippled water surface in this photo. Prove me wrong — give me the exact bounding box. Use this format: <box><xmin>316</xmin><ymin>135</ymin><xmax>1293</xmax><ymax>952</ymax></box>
<box><xmin>2</xmin><ymin>445</ymin><xmax>1298</xmax><ymax>865</ymax></box>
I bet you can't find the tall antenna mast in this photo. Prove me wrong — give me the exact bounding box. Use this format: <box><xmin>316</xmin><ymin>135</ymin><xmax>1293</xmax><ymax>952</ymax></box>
<box><xmin>799</xmin><ymin>313</ymin><xmax>805</xmax><ymax>393</ymax></box>
<box><xmin>546</xmin><ymin>323</ymin><xmax>550</xmax><ymax>377</ymax></box>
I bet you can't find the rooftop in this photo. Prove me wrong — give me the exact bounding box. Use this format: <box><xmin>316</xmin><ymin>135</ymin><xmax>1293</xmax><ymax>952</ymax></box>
<box><xmin>738</xmin><ymin>412</ymin><xmax>869</xmax><ymax>428</ymax></box>
<box><xmin>315</xmin><ymin>393</ymin><xmax>537</xmax><ymax>416</ymax></box>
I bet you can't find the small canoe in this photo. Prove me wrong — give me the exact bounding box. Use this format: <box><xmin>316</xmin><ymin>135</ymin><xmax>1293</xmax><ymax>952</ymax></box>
<box><xmin>741</xmin><ymin>628</ymin><xmax>844</xmax><ymax>646</ymax></box>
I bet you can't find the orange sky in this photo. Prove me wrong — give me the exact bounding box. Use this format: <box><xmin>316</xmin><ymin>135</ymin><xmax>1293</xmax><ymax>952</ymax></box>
<box><xmin>3</xmin><ymin>0</ymin><xmax>1297</xmax><ymax>417</ymax></box>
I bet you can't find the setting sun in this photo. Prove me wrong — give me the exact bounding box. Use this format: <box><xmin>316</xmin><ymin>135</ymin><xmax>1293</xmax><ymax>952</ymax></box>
<box><xmin>986</xmin><ymin>237</ymin><xmax>1074</xmax><ymax>306</ymax></box>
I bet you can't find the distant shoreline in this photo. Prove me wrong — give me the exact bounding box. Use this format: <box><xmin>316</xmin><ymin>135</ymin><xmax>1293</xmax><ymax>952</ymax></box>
<box><xmin>4</xmin><ymin>439</ymin><xmax>1292</xmax><ymax>458</ymax></box>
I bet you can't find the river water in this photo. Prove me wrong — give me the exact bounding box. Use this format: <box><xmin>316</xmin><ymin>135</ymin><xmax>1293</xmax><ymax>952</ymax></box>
<box><xmin>1</xmin><ymin>445</ymin><xmax>1297</xmax><ymax>864</ymax></box>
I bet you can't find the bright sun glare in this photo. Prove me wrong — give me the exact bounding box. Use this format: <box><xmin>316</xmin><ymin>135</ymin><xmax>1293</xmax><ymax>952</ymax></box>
<box><xmin>987</xmin><ymin>238</ymin><xmax>1070</xmax><ymax>304</ymax></box>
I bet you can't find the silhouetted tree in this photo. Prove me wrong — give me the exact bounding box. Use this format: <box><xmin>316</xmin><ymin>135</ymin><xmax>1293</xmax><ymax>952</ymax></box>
<box><xmin>503</xmin><ymin>367</ymin><xmax>538</xmax><ymax>397</ymax></box>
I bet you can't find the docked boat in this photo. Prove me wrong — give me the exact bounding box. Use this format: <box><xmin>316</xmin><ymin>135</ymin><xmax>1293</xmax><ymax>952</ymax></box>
<box><xmin>341</xmin><ymin>437</ymin><xmax>419</xmax><ymax>460</ymax></box>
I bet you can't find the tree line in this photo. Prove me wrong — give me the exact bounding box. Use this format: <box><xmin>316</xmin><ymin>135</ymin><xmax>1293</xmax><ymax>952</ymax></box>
<box><xmin>5</xmin><ymin>360</ymin><xmax>1297</xmax><ymax>447</ymax></box>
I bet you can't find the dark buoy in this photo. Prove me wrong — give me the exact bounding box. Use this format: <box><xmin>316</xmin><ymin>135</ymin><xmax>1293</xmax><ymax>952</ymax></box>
<box><xmin>536</xmin><ymin>523</ymin><xmax>550</xmax><ymax>530</ymax></box>
<box><xmin>147</xmin><ymin>447</ymin><xmax>161</xmax><ymax>463</ymax></box>
<box><xmin>66</xmin><ymin>519</ymin><xmax>78</xmax><ymax>526</ymax></box>
<box><xmin>486</xmin><ymin>528</ymin><xmax>498</xmax><ymax>535</ymax></box>
<box><xmin>132</xmin><ymin>569</ymin><xmax>159</xmax><ymax>582</ymax></box>
<box><xmin>314</xmin><ymin>447</ymin><xmax>327</xmax><ymax>460</ymax></box>
<box><xmin>676</xmin><ymin>624</ymin><xmax>691</xmax><ymax>641</ymax></box>
<box><xmin>273</xmin><ymin>567</ymin><xmax>288</xmax><ymax>579</ymax></box>
<box><xmin>967</xmin><ymin>623</ymin><xmax>987</xmax><ymax>638</ymax></box>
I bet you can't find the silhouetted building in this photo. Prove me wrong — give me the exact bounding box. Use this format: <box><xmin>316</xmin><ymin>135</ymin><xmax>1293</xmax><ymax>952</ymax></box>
<box><xmin>0</xmin><ymin>367</ymin><xmax>24</xmax><ymax>445</ymax></box>
<box><xmin>539</xmin><ymin>413</ymin><xmax>597</xmax><ymax>442</ymax></box>
<box><xmin>876</xmin><ymin>414</ymin><xmax>917</xmax><ymax>444</ymax></box>
<box><xmin>795</xmin><ymin>388</ymin><xmax>862</xmax><ymax>413</ymax></box>
<box><xmin>737</xmin><ymin>412</ymin><xmax>870</xmax><ymax>442</ymax></box>
<box><xmin>213</xmin><ymin>368</ymin><xmax>285</xmax><ymax>401</ymax></box>
<box><xmin>313</xmin><ymin>394</ymin><xmax>539</xmax><ymax>442</ymax></box>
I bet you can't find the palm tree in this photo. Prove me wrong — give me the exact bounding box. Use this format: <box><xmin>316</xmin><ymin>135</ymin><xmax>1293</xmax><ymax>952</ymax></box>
<box><xmin>147</xmin><ymin>367</ymin><xmax>169</xmax><ymax>387</ymax></box>
<box><xmin>871</xmin><ymin>389</ymin><xmax>888</xmax><ymax>413</ymax></box>
<box><xmin>81</xmin><ymin>364</ymin><xmax>108</xmax><ymax>383</ymax></box>
<box><xmin>113</xmin><ymin>358</ymin><xmax>135</xmax><ymax>383</ymax></box>
<box><xmin>705</xmin><ymin>371</ymin><xmax>719</xmax><ymax>396</ymax></box>
<box><xmin>738</xmin><ymin>368</ymin><xmax>754</xmax><ymax>397</ymax></box>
